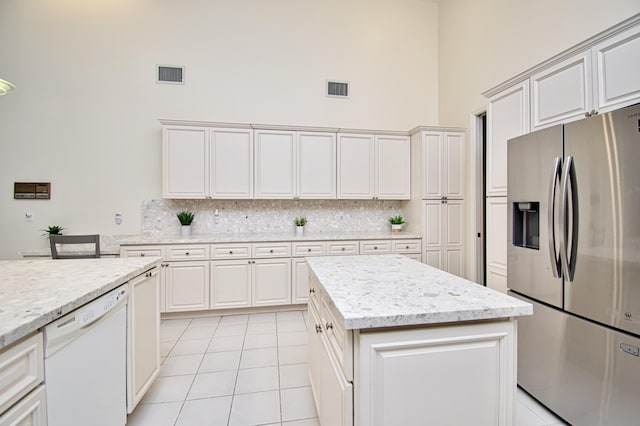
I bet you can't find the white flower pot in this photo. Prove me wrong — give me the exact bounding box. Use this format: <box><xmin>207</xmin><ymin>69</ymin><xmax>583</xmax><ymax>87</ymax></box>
<box><xmin>296</xmin><ymin>226</ymin><xmax>304</xmax><ymax>236</ymax></box>
<box><xmin>181</xmin><ymin>225</ymin><xmax>192</xmax><ymax>237</ymax></box>
<box><xmin>391</xmin><ymin>224</ymin><xmax>403</xmax><ymax>234</ymax></box>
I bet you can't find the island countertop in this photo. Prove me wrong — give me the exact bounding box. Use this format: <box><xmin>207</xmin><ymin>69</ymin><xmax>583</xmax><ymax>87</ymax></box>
<box><xmin>306</xmin><ymin>254</ymin><xmax>532</xmax><ymax>330</ymax></box>
<box><xmin>0</xmin><ymin>257</ymin><xmax>161</xmax><ymax>349</ymax></box>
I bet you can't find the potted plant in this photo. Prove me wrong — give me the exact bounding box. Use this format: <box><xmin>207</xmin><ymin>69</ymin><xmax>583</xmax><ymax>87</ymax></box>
<box><xmin>42</xmin><ymin>225</ymin><xmax>64</xmax><ymax>237</ymax></box>
<box><xmin>176</xmin><ymin>211</ymin><xmax>195</xmax><ymax>236</ymax></box>
<box><xmin>294</xmin><ymin>216</ymin><xmax>307</xmax><ymax>236</ymax></box>
<box><xmin>389</xmin><ymin>215</ymin><xmax>405</xmax><ymax>233</ymax></box>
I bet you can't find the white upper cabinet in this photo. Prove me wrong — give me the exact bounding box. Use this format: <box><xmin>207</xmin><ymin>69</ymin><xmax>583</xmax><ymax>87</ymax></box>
<box><xmin>254</xmin><ymin>130</ymin><xmax>296</xmax><ymax>199</ymax></box>
<box><xmin>337</xmin><ymin>133</ymin><xmax>410</xmax><ymax>200</ymax></box>
<box><xmin>530</xmin><ymin>51</ymin><xmax>592</xmax><ymax>130</ymax></box>
<box><xmin>210</xmin><ymin>128</ymin><xmax>253</xmax><ymax>199</ymax></box>
<box><xmin>376</xmin><ymin>135</ymin><xmax>411</xmax><ymax>200</ymax></box>
<box><xmin>297</xmin><ymin>132</ymin><xmax>336</xmax><ymax>199</ymax></box>
<box><xmin>593</xmin><ymin>24</ymin><xmax>640</xmax><ymax>112</ymax></box>
<box><xmin>487</xmin><ymin>81</ymin><xmax>530</xmax><ymax>197</ymax></box>
<box><xmin>337</xmin><ymin>133</ymin><xmax>375</xmax><ymax>199</ymax></box>
<box><xmin>162</xmin><ymin>126</ymin><xmax>208</xmax><ymax>199</ymax></box>
<box><xmin>421</xmin><ymin>131</ymin><xmax>465</xmax><ymax>199</ymax></box>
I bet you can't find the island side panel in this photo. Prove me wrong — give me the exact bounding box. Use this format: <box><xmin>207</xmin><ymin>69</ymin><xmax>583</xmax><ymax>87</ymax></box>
<box><xmin>356</xmin><ymin>320</ymin><xmax>516</xmax><ymax>426</ymax></box>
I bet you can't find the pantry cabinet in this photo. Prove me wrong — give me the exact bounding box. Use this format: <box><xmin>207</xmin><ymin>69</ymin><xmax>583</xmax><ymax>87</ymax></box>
<box><xmin>337</xmin><ymin>133</ymin><xmax>410</xmax><ymax>200</ymax></box>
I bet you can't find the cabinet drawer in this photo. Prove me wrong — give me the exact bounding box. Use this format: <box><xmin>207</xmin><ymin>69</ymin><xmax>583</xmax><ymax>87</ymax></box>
<box><xmin>0</xmin><ymin>384</ymin><xmax>46</xmax><ymax>426</ymax></box>
<box><xmin>120</xmin><ymin>245</ymin><xmax>165</xmax><ymax>259</ymax></box>
<box><xmin>0</xmin><ymin>333</ymin><xmax>44</xmax><ymax>414</ymax></box>
<box><xmin>166</xmin><ymin>244</ymin><xmax>210</xmax><ymax>261</ymax></box>
<box><xmin>392</xmin><ymin>239</ymin><xmax>422</xmax><ymax>253</ymax></box>
<box><xmin>252</xmin><ymin>243</ymin><xmax>291</xmax><ymax>258</ymax></box>
<box><xmin>359</xmin><ymin>240</ymin><xmax>392</xmax><ymax>254</ymax></box>
<box><xmin>292</xmin><ymin>242</ymin><xmax>326</xmax><ymax>257</ymax></box>
<box><xmin>320</xmin><ymin>296</ymin><xmax>353</xmax><ymax>382</ymax></box>
<box><xmin>211</xmin><ymin>243</ymin><xmax>251</xmax><ymax>260</ymax></box>
<box><xmin>326</xmin><ymin>241</ymin><xmax>359</xmax><ymax>255</ymax></box>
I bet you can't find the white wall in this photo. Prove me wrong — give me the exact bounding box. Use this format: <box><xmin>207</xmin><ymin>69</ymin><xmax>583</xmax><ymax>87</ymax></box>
<box><xmin>0</xmin><ymin>0</ymin><xmax>439</xmax><ymax>259</ymax></box>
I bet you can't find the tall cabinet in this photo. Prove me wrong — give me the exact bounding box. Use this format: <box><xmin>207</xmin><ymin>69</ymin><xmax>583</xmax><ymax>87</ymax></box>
<box><xmin>407</xmin><ymin>127</ymin><xmax>466</xmax><ymax>276</ymax></box>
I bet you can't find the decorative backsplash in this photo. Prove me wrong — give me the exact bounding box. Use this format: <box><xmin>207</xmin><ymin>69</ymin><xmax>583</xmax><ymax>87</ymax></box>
<box><xmin>141</xmin><ymin>199</ymin><xmax>404</xmax><ymax>235</ymax></box>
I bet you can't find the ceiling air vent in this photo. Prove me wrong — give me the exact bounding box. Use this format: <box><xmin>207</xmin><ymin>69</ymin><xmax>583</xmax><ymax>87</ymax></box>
<box><xmin>157</xmin><ymin>65</ymin><xmax>184</xmax><ymax>84</ymax></box>
<box><xmin>327</xmin><ymin>80</ymin><xmax>349</xmax><ymax>98</ymax></box>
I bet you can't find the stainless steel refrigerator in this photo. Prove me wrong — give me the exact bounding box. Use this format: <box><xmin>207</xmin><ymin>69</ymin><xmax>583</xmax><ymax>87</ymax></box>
<box><xmin>507</xmin><ymin>103</ymin><xmax>640</xmax><ymax>425</ymax></box>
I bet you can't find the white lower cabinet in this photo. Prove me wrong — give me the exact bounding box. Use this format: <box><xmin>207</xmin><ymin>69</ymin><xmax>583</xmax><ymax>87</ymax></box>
<box><xmin>0</xmin><ymin>385</ymin><xmax>47</xmax><ymax>426</ymax></box>
<box><xmin>165</xmin><ymin>261</ymin><xmax>210</xmax><ymax>312</ymax></box>
<box><xmin>357</xmin><ymin>321</ymin><xmax>516</xmax><ymax>426</ymax></box>
<box><xmin>127</xmin><ymin>268</ymin><xmax>160</xmax><ymax>413</ymax></box>
<box><xmin>252</xmin><ymin>258</ymin><xmax>291</xmax><ymax>307</ymax></box>
<box><xmin>210</xmin><ymin>260</ymin><xmax>251</xmax><ymax>309</ymax></box>
<box><xmin>423</xmin><ymin>200</ymin><xmax>464</xmax><ymax>276</ymax></box>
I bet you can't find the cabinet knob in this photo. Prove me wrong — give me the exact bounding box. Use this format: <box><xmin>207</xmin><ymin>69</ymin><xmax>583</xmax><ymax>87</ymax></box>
<box><xmin>315</xmin><ymin>324</ymin><xmax>323</xmax><ymax>333</ymax></box>
<box><xmin>308</xmin><ymin>248</ymin><xmax>312</xmax><ymax>252</ymax></box>
<box><xmin>185</xmin><ymin>252</ymin><xmax>190</xmax><ymax>255</ymax></box>
<box><xmin>325</xmin><ymin>322</ymin><xmax>333</xmax><ymax>330</ymax></box>
<box><xmin>229</xmin><ymin>250</ymin><xmax>233</xmax><ymax>254</ymax></box>
<box><xmin>406</xmin><ymin>245</ymin><xmax>410</xmax><ymax>249</ymax></box>
<box><xmin>270</xmin><ymin>249</ymin><xmax>274</xmax><ymax>253</ymax></box>
<box><xmin>374</xmin><ymin>246</ymin><xmax>378</xmax><ymax>250</ymax></box>
<box><xmin>309</xmin><ymin>288</ymin><xmax>315</xmax><ymax>294</ymax></box>
<box><xmin>341</xmin><ymin>247</ymin><xmax>345</xmax><ymax>251</ymax></box>
<box><xmin>140</xmin><ymin>253</ymin><xmax>145</xmax><ymax>257</ymax></box>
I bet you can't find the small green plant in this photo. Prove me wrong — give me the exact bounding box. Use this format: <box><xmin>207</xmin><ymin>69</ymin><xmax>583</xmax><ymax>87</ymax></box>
<box><xmin>176</xmin><ymin>211</ymin><xmax>195</xmax><ymax>226</ymax></box>
<box><xmin>42</xmin><ymin>225</ymin><xmax>64</xmax><ymax>237</ymax></box>
<box><xmin>294</xmin><ymin>216</ymin><xmax>308</xmax><ymax>226</ymax></box>
<box><xmin>389</xmin><ymin>215</ymin><xmax>405</xmax><ymax>225</ymax></box>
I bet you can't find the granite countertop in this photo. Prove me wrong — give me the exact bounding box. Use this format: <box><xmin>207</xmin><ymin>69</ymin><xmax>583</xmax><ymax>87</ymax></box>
<box><xmin>306</xmin><ymin>254</ymin><xmax>532</xmax><ymax>330</ymax></box>
<box><xmin>20</xmin><ymin>231</ymin><xmax>422</xmax><ymax>257</ymax></box>
<box><xmin>0</xmin><ymin>257</ymin><xmax>161</xmax><ymax>349</ymax></box>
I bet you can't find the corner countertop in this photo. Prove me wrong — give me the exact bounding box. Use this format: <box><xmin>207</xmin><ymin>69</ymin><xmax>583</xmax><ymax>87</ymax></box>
<box><xmin>20</xmin><ymin>231</ymin><xmax>422</xmax><ymax>257</ymax></box>
<box><xmin>306</xmin><ymin>254</ymin><xmax>532</xmax><ymax>330</ymax></box>
<box><xmin>0</xmin><ymin>257</ymin><xmax>161</xmax><ymax>349</ymax></box>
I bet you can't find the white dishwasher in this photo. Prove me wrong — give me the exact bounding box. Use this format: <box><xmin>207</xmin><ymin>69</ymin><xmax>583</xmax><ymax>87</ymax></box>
<box><xmin>44</xmin><ymin>284</ymin><xmax>128</xmax><ymax>426</ymax></box>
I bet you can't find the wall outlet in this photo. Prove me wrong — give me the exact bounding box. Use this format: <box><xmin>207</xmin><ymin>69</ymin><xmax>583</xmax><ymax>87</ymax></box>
<box><xmin>115</xmin><ymin>212</ymin><xmax>123</xmax><ymax>225</ymax></box>
<box><xmin>25</xmin><ymin>212</ymin><xmax>33</xmax><ymax>222</ymax></box>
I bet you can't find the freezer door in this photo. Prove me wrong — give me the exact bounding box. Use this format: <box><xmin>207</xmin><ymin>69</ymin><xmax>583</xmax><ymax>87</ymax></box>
<box><xmin>511</xmin><ymin>292</ymin><xmax>640</xmax><ymax>426</ymax></box>
<box><xmin>507</xmin><ymin>125</ymin><xmax>563</xmax><ymax>307</ymax></box>
<box><xmin>563</xmin><ymin>103</ymin><xmax>640</xmax><ymax>336</ymax></box>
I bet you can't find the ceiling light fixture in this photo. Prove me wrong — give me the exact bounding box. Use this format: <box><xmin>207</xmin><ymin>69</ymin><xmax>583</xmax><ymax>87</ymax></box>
<box><xmin>0</xmin><ymin>79</ymin><xmax>16</xmax><ymax>95</ymax></box>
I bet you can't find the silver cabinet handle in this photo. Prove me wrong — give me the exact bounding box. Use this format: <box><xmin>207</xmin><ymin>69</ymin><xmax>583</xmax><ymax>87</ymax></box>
<box><xmin>560</xmin><ymin>156</ymin><xmax>579</xmax><ymax>282</ymax></box>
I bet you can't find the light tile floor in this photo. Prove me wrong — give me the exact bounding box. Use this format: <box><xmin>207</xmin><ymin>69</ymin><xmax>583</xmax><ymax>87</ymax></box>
<box><xmin>128</xmin><ymin>310</ymin><xmax>566</xmax><ymax>426</ymax></box>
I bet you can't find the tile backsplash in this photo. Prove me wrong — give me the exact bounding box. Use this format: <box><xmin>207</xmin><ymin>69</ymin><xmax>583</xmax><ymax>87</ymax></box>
<box><xmin>141</xmin><ymin>199</ymin><xmax>404</xmax><ymax>235</ymax></box>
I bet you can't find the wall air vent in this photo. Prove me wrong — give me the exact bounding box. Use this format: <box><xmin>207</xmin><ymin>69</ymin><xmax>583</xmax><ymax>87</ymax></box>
<box><xmin>157</xmin><ymin>65</ymin><xmax>184</xmax><ymax>84</ymax></box>
<box><xmin>327</xmin><ymin>80</ymin><xmax>349</xmax><ymax>98</ymax></box>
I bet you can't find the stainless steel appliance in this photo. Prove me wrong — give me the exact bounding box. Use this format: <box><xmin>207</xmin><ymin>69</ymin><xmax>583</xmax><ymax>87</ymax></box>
<box><xmin>507</xmin><ymin>103</ymin><xmax>640</xmax><ymax>425</ymax></box>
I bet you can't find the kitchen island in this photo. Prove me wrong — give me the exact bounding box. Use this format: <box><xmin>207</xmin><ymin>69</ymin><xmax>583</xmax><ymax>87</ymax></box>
<box><xmin>305</xmin><ymin>254</ymin><xmax>532</xmax><ymax>426</ymax></box>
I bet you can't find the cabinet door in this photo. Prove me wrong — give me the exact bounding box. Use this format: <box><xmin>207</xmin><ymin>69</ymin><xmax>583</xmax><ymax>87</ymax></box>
<box><xmin>487</xmin><ymin>82</ymin><xmax>529</xmax><ymax>197</ymax></box>
<box><xmin>292</xmin><ymin>258</ymin><xmax>310</xmax><ymax>304</ymax></box>
<box><xmin>422</xmin><ymin>132</ymin><xmax>443</xmax><ymax>199</ymax></box>
<box><xmin>530</xmin><ymin>51</ymin><xmax>592</xmax><ymax>130</ymax></box>
<box><xmin>358</xmin><ymin>321</ymin><xmax>516</xmax><ymax>426</ymax></box>
<box><xmin>307</xmin><ymin>302</ymin><xmax>323</xmax><ymax>413</ymax></box>
<box><xmin>319</xmin><ymin>335</ymin><xmax>353</xmax><ymax>426</ymax></box>
<box><xmin>210</xmin><ymin>128</ymin><xmax>253</xmax><ymax>198</ymax></box>
<box><xmin>486</xmin><ymin>197</ymin><xmax>508</xmax><ymax>293</ymax></box>
<box><xmin>592</xmin><ymin>24</ymin><xmax>640</xmax><ymax>112</ymax></box>
<box><xmin>165</xmin><ymin>261</ymin><xmax>210</xmax><ymax>312</ymax></box>
<box><xmin>252</xmin><ymin>258</ymin><xmax>291</xmax><ymax>307</ymax></box>
<box><xmin>255</xmin><ymin>130</ymin><xmax>296</xmax><ymax>199</ymax></box>
<box><xmin>210</xmin><ymin>260</ymin><xmax>251</xmax><ymax>309</ymax></box>
<box><xmin>444</xmin><ymin>200</ymin><xmax>464</xmax><ymax>277</ymax></box>
<box><xmin>162</xmin><ymin>126</ymin><xmax>208</xmax><ymax>199</ymax></box>
<box><xmin>127</xmin><ymin>268</ymin><xmax>160</xmax><ymax>413</ymax></box>
<box><xmin>0</xmin><ymin>385</ymin><xmax>47</xmax><ymax>426</ymax></box>
<box><xmin>375</xmin><ymin>135</ymin><xmax>410</xmax><ymax>200</ymax></box>
<box><xmin>444</xmin><ymin>132</ymin><xmax>465</xmax><ymax>199</ymax></box>
<box><xmin>297</xmin><ymin>132</ymin><xmax>336</xmax><ymax>199</ymax></box>
<box><xmin>423</xmin><ymin>200</ymin><xmax>443</xmax><ymax>269</ymax></box>
<box><xmin>337</xmin><ymin>134</ymin><xmax>375</xmax><ymax>199</ymax></box>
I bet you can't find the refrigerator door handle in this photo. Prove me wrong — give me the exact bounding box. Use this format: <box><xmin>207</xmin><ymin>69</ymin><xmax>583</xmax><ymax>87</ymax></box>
<box><xmin>548</xmin><ymin>157</ymin><xmax>562</xmax><ymax>278</ymax></box>
<box><xmin>560</xmin><ymin>155</ymin><xmax>579</xmax><ymax>281</ymax></box>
